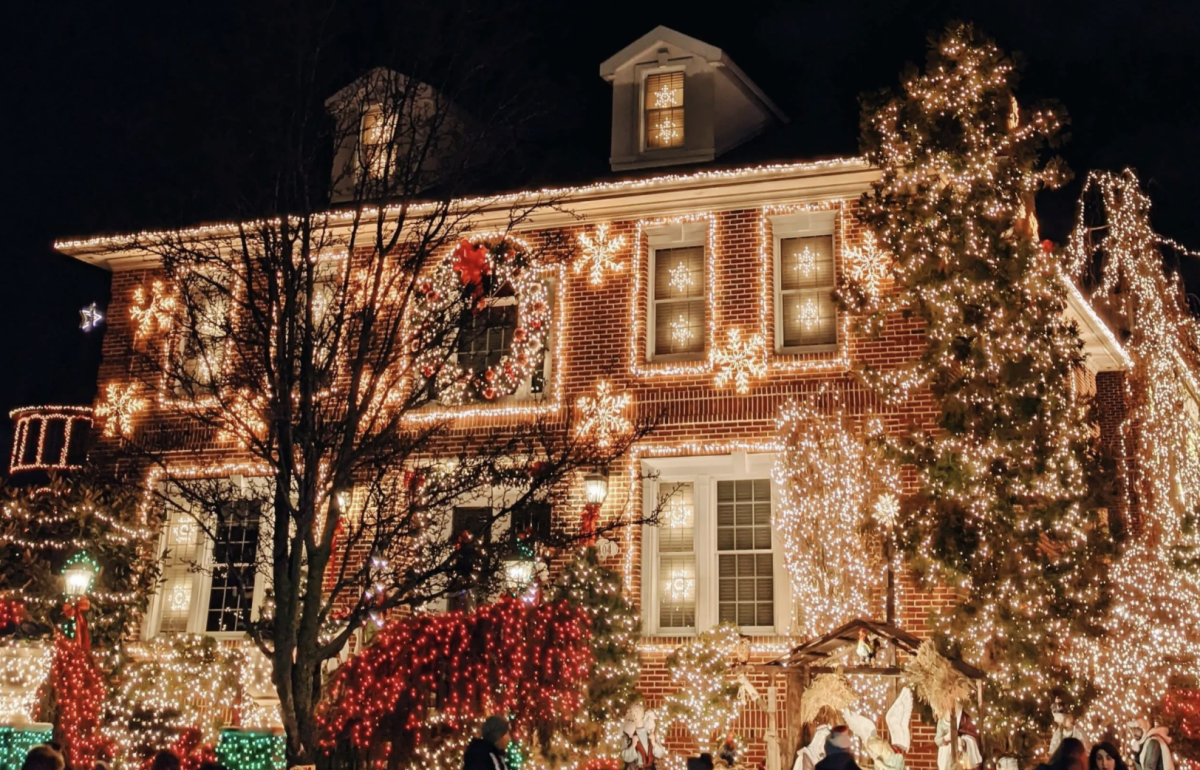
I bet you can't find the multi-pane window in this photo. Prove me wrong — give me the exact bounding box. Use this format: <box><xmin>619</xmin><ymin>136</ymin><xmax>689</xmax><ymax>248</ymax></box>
<box><xmin>652</xmin><ymin>246</ymin><xmax>705</xmax><ymax>358</ymax></box>
<box><xmin>716</xmin><ymin>480</ymin><xmax>775</xmax><ymax>628</ymax></box>
<box><xmin>206</xmin><ymin>502</ymin><xmax>262</xmax><ymax>633</ymax></box>
<box><xmin>778</xmin><ymin>234</ymin><xmax>837</xmax><ymax>348</ymax></box>
<box><xmin>451</xmin><ymin>284</ymin><xmax>551</xmax><ymax>401</ymax></box>
<box><xmin>658</xmin><ymin>483</ymin><xmax>697</xmax><ymax>629</ymax></box>
<box><xmin>644</xmin><ymin>72</ymin><xmax>685</xmax><ymax>149</ymax></box>
<box><xmin>447</xmin><ymin>500</ymin><xmax>551</xmax><ymax>609</ymax></box>
<box><xmin>359</xmin><ymin>107</ymin><xmax>397</xmax><ymax>180</ymax></box>
<box><xmin>158</xmin><ymin>514</ymin><xmax>204</xmax><ymax>633</ymax></box>
<box><xmin>177</xmin><ymin>273</ymin><xmax>230</xmax><ymax>394</ymax></box>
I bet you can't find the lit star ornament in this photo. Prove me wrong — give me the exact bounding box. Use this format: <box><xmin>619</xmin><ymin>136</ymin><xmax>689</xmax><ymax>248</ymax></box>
<box><xmin>575</xmin><ymin>224</ymin><xmax>625</xmax><ymax>286</ymax></box>
<box><xmin>79</xmin><ymin>303</ymin><xmax>104</xmax><ymax>331</ymax></box>
<box><xmin>713</xmin><ymin>328</ymin><xmax>767</xmax><ymax>394</ymax></box>
<box><xmin>95</xmin><ymin>382</ymin><xmax>146</xmax><ymax>438</ymax></box>
<box><xmin>575</xmin><ymin>380</ymin><xmax>632</xmax><ymax>450</ymax></box>
<box><xmin>844</xmin><ymin>231</ymin><xmax>892</xmax><ymax>299</ymax></box>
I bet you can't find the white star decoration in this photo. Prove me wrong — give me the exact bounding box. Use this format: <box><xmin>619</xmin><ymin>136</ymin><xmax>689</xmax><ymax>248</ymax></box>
<box><xmin>576</xmin><ymin>224</ymin><xmax>625</xmax><ymax>286</ymax></box>
<box><xmin>713</xmin><ymin>328</ymin><xmax>767</xmax><ymax>394</ymax></box>
<box><xmin>794</xmin><ymin>246</ymin><xmax>816</xmax><ymax>279</ymax></box>
<box><xmin>657</xmin><ymin>116</ymin><xmax>681</xmax><ymax>144</ymax></box>
<box><xmin>844</xmin><ymin>232</ymin><xmax>892</xmax><ymax>299</ymax></box>
<box><xmin>79</xmin><ymin>303</ymin><xmax>104</xmax><ymax>331</ymax></box>
<box><xmin>575</xmin><ymin>380</ymin><xmax>632</xmax><ymax>450</ymax></box>
<box><xmin>668</xmin><ymin>261</ymin><xmax>694</xmax><ymax>293</ymax></box>
<box><xmin>95</xmin><ymin>381</ymin><xmax>146</xmax><ymax>438</ymax></box>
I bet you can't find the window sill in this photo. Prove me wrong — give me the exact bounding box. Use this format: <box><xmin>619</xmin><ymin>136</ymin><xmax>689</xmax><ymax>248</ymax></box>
<box><xmin>775</xmin><ymin>343</ymin><xmax>839</xmax><ymax>356</ymax></box>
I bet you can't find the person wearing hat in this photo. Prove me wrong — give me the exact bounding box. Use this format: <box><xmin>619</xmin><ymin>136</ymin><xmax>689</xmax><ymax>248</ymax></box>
<box><xmin>815</xmin><ymin>726</ymin><xmax>861</xmax><ymax>770</ymax></box>
<box><xmin>464</xmin><ymin>715</ymin><xmax>512</xmax><ymax>770</ymax></box>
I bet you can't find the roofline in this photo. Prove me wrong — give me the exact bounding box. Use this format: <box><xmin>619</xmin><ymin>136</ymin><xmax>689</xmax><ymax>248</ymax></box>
<box><xmin>55</xmin><ymin>157</ymin><xmax>875</xmax><ymax>267</ymax></box>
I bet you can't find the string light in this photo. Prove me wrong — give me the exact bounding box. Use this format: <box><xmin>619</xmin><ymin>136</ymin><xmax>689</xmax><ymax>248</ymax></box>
<box><xmin>576</xmin><ymin>224</ymin><xmax>625</xmax><ymax>286</ymax></box>
<box><xmin>8</xmin><ymin>406</ymin><xmax>92</xmax><ymax>474</ymax></box>
<box><xmin>712</xmin><ymin>328</ymin><xmax>767</xmax><ymax>394</ymax></box>
<box><xmin>662</xmin><ymin>625</ymin><xmax>744</xmax><ymax>750</ymax></box>
<box><xmin>129</xmin><ymin>281</ymin><xmax>177</xmax><ymax>340</ymax></box>
<box><xmin>843</xmin><ymin>232</ymin><xmax>891</xmax><ymax>301</ymax></box>
<box><xmin>94</xmin><ymin>382</ymin><xmax>146</xmax><ymax>438</ymax></box>
<box><xmin>575</xmin><ymin>381</ymin><xmax>632</xmax><ymax>450</ymax></box>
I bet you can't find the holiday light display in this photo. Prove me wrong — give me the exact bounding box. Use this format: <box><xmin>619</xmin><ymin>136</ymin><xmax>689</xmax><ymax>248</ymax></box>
<box><xmin>8</xmin><ymin>406</ymin><xmax>93</xmax><ymax>474</ymax></box>
<box><xmin>411</xmin><ymin>237</ymin><xmax>551</xmax><ymax>403</ymax></box>
<box><xmin>129</xmin><ymin>280</ymin><xmax>178</xmax><ymax>340</ymax></box>
<box><xmin>663</xmin><ymin>625</ymin><xmax>743</xmax><ymax>751</ymax></box>
<box><xmin>855</xmin><ymin>22</ymin><xmax>1112</xmax><ymax>744</ymax></box>
<box><xmin>1061</xmin><ymin>170</ymin><xmax>1200</xmax><ymax>733</ymax></box>
<box><xmin>842</xmin><ymin>232</ymin><xmax>891</xmax><ymax>304</ymax></box>
<box><xmin>79</xmin><ymin>303</ymin><xmax>104</xmax><ymax>332</ymax></box>
<box><xmin>0</xmin><ymin>644</ymin><xmax>52</xmax><ymax>723</ymax></box>
<box><xmin>576</xmin><ymin>381</ymin><xmax>632</xmax><ymax>450</ymax></box>
<box><xmin>0</xmin><ymin>725</ymin><xmax>53</xmax><ymax>770</ymax></box>
<box><xmin>94</xmin><ymin>382</ymin><xmax>146</xmax><ymax>439</ymax></box>
<box><xmin>51</xmin><ymin>634</ymin><xmax>108</xmax><ymax>768</ymax></box>
<box><xmin>319</xmin><ymin>597</ymin><xmax>592</xmax><ymax>769</ymax></box>
<box><xmin>712</xmin><ymin>329</ymin><xmax>767</xmax><ymax>395</ymax></box>
<box><xmin>772</xmin><ymin>398</ymin><xmax>892</xmax><ymax>637</ymax></box>
<box><xmin>215</xmin><ymin>730</ymin><xmax>285</xmax><ymax>770</ymax></box>
<box><xmin>576</xmin><ymin>224</ymin><xmax>625</xmax><ymax>286</ymax></box>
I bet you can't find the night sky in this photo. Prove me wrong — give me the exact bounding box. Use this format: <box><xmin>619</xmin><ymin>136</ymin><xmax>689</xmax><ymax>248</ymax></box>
<box><xmin>3</xmin><ymin>0</ymin><xmax>1199</xmax><ymax>463</ymax></box>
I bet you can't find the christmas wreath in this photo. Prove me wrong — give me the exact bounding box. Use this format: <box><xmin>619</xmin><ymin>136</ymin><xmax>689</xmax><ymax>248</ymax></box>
<box><xmin>412</xmin><ymin>237</ymin><xmax>550</xmax><ymax>403</ymax></box>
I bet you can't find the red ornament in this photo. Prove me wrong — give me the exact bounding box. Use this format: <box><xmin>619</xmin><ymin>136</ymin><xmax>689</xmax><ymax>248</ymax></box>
<box><xmin>1041</xmin><ymin>239</ymin><xmax>1054</xmax><ymax>253</ymax></box>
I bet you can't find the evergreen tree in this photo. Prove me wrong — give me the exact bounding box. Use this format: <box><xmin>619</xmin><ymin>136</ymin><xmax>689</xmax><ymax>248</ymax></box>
<box><xmin>851</xmin><ymin>23</ymin><xmax>1115</xmax><ymax>747</ymax></box>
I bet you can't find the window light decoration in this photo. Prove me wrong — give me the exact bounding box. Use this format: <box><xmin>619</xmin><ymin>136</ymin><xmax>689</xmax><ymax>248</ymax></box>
<box><xmin>712</xmin><ymin>328</ymin><xmax>767</xmax><ymax>394</ymax></box>
<box><xmin>575</xmin><ymin>223</ymin><xmax>625</xmax><ymax>286</ymax></box>
<box><xmin>575</xmin><ymin>380</ymin><xmax>632</xmax><ymax>451</ymax></box>
<box><xmin>94</xmin><ymin>381</ymin><xmax>146</xmax><ymax>438</ymax></box>
<box><xmin>668</xmin><ymin>260</ymin><xmax>694</xmax><ymax>293</ymax></box>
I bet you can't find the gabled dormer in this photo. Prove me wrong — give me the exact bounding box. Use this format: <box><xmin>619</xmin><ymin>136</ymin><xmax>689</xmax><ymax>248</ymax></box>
<box><xmin>325</xmin><ymin>67</ymin><xmax>465</xmax><ymax>202</ymax></box>
<box><xmin>600</xmin><ymin>26</ymin><xmax>787</xmax><ymax>172</ymax></box>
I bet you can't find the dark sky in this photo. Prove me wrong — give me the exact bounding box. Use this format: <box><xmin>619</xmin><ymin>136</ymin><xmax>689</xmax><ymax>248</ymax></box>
<box><xmin>3</xmin><ymin>0</ymin><xmax>1199</xmax><ymax>461</ymax></box>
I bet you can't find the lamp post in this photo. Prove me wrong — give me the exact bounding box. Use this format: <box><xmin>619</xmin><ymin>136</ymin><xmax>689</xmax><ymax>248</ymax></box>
<box><xmin>61</xmin><ymin>553</ymin><xmax>97</xmax><ymax>650</ymax></box>
<box><xmin>581</xmin><ymin>469</ymin><xmax>610</xmax><ymax>548</ymax></box>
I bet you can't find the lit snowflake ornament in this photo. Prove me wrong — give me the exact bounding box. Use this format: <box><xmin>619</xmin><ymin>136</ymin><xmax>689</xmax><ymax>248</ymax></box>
<box><xmin>872</xmin><ymin>493</ymin><xmax>900</xmax><ymax>528</ymax></box>
<box><xmin>670</xmin><ymin>315</ymin><xmax>693</xmax><ymax>348</ymax></box>
<box><xmin>844</xmin><ymin>232</ymin><xmax>892</xmax><ymax>299</ymax></box>
<box><xmin>95</xmin><ymin>381</ymin><xmax>146</xmax><ymax>438</ymax></box>
<box><xmin>129</xmin><ymin>280</ymin><xmax>178</xmax><ymax>340</ymax></box>
<box><xmin>713</xmin><ymin>328</ymin><xmax>767</xmax><ymax>394</ymax></box>
<box><xmin>576</xmin><ymin>224</ymin><xmax>625</xmax><ymax>286</ymax></box>
<box><xmin>668</xmin><ymin>261</ymin><xmax>694</xmax><ymax>293</ymax></box>
<box><xmin>575</xmin><ymin>380</ymin><xmax>632</xmax><ymax>450</ymax></box>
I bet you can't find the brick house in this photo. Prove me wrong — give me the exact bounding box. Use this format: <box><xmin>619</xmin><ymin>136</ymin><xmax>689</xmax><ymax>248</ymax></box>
<box><xmin>23</xmin><ymin>24</ymin><xmax>1147</xmax><ymax>770</ymax></box>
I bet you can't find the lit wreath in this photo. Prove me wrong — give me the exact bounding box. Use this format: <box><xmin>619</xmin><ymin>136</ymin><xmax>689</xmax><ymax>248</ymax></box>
<box><xmin>411</xmin><ymin>237</ymin><xmax>550</xmax><ymax>403</ymax></box>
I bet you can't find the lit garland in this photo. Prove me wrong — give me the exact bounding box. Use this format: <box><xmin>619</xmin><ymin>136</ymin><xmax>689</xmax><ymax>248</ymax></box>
<box><xmin>8</xmin><ymin>406</ymin><xmax>93</xmax><ymax>474</ymax></box>
<box><xmin>712</xmin><ymin>329</ymin><xmax>768</xmax><ymax>394</ymax></box>
<box><xmin>411</xmin><ymin>237</ymin><xmax>551</xmax><ymax>404</ymax></box>
<box><xmin>1062</xmin><ymin>170</ymin><xmax>1200</xmax><ymax>733</ymax></box>
<box><xmin>575</xmin><ymin>381</ymin><xmax>632</xmax><ymax>450</ymax></box>
<box><xmin>772</xmin><ymin>398</ymin><xmax>896</xmax><ymax>637</ymax></box>
<box><xmin>576</xmin><ymin>224</ymin><xmax>625</xmax><ymax>286</ymax></box>
<box><xmin>94</xmin><ymin>382</ymin><xmax>146</xmax><ymax>439</ymax></box>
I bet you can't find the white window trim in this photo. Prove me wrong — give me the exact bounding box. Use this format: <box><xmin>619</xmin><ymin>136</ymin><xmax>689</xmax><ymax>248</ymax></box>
<box><xmin>144</xmin><ymin>476</ymin><xmax>271</xmax><ymax>641</ymax></box>
<box><xmin>640</xmin><ymin>452</ymin><xmax>789</xmax><ymax>637</ymax></box>
<box><xmin>647</xmin><ymin>223</ymin><xmax>708</xmax><ymax>363</ymax></box>
<box><xmin>771</xmin><ymin>210</ymin><xmax>839</xmax><ymax>354</ymax></box>
<box><xmin>638</xmin><ymin>65</ymin><xmax>688</xmax><ymax>154</ymax></box>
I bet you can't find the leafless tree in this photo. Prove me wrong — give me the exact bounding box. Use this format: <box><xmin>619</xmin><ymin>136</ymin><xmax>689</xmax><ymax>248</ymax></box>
<box><xmin>98</xmin><ymin>3</ymin><xmax>654</xmax><ymax>763</ymax></box>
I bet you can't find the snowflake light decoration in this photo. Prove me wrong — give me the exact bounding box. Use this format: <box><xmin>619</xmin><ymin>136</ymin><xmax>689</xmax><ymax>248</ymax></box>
<box><xmin>95</xmin><ymin>382</ymin><xmax>146</xmax><ymax>438</ymax></box>
<box><xmin>575</xmin><ymin>380</ymin><xmax>632</xmax><ymax>450</ymax></box>
<box><xmin>872</xmin><ymin>493</ymin><xmax>900</xmax><ymax>528</ymax></box>
<box><xmin>663</xmin><ymin>496</ymin><xmax>694</xmax><ymax>529</ymax></box>
<box><xmin>713</xmin><ymin>328</ymin><xmax>767</xmax><ymax>394</ymax></box>
<box><xmin>670</xmin><ymin>315</ymin><xmax>693</xmax><ymax>348</ymax></box>
<box><xmin>654</xmin><ymin>83</ymin><xmax>677</xmax><ymax>109</ymax></box>
<box><xmin>794</xmin><ymin>246</ymin><xmax>816</xmax><ymax>279</ymax></box>
<box><xmin>664</xmin><ymin>569</ymin><xmax>695</xmax><ymax>603</ymax></box>
<box><xmin>668</xmin><ymin>260</ymin><xmax>694</xmax><ymax>293</ymax></box>
<box><xmin>844</xmin><ymin>232</ymin><xmax>892</xmax><ymax>299</ymax></box>
<box><xmin>129</xmin><ymin>281</ymin><xmax>177</xmax><ymax>341</ymax></box>
<box><xmin>799</xmin><ymin>297</ymin><xmax>819</xmax><ymax>330</ymax></box>
<box><xmin>657</xmin><ymin>116</ymin><xmax>681</xmax><ymax>145</ymax></box>
<box><xmin>576</xmin><ymin>224</ymin><xmax>625</xmax><ymax>286</ymax></box>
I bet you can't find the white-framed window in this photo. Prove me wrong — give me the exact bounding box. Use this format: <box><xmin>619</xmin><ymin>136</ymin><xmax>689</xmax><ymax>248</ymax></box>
<box><xmin>174</xmin><ymin>269</ymin><xmax>232</xmax><ymax>396</ymax></box>
<box><xmin>359</xmin><ymin>106</ymin><xmax>397</xmax><ymax>181</ymax></box>
<box><xmin>648</xmin><ymin>223</ymin><xmax>707</xmax><ymax>361</ymax></box>
<box><xmin>772</xmin><ymin>210</ymin><xmax>837</xmax><ymax>351</ymax></box>
<box><xmin>447</xmin><ymin>278</ymin><xmax>555</xmax><ymax>402</ymax></box>
<box><xmin>643</xmin><ymin>70</ymin><xmax>685</xmax><ymax>150</ymax></box>
<box><xmin>146</xmin><ymin>477</ymin><xmax>270</xmax><ymax>639</ymax></box>
<box><xmin>641</xmin><ymin>453</ymin><xmax>788</xmax><ymax>636</ymax></box>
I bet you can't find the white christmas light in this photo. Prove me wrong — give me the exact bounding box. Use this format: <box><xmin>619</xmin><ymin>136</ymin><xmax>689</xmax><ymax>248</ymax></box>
<box><xmin>712</xmin><ymin>328</ymin><xmax>767</xmax><ymax>394</ymax></box>
<box><xmin>576</xmin><ymin>224</ymin><xmax>625</xmax><ymax>286</ymax></box>
<box><xmin>79</xmin><ymin>302</ymin><xmax>104</xmax><ymax>331</ymax></box>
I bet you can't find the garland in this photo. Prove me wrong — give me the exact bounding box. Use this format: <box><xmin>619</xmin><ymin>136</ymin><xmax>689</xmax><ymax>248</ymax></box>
<box><xmin>412</xmin><ymin>238</ymin><xmax>550</xmax><ymax>403</ymax></box>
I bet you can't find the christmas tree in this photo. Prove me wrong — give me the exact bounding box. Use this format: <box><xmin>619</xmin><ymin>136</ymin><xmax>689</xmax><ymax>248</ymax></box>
<box><xmin>852</xmin><ymin>22</ymin><xmax>1114</xmax><ymax>745</ymax></box>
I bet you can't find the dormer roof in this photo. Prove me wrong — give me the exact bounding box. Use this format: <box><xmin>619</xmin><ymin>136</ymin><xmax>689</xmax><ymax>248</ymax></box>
<box><xmin>600</xmin><ymin>26</ymin><xmax>787</xmax><ymax>172</ymax></box>
<box><xmin>599</xmin><ymin>25</ymin><xmax>786</xmax><ymax>122</ymax></box>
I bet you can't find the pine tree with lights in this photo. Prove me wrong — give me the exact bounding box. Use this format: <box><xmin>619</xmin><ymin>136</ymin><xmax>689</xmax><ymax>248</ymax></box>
<box><xmin>852</xmin><ymin>23</ymin><xmax>1115</xmax><ymax>748</ymax></box>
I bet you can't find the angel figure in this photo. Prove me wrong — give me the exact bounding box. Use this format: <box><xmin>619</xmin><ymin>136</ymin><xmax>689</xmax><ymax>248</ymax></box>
<box><xmin>841</xmin><ymin>687</ymin><xmax>913</xmax><ymax>770</ymax></box>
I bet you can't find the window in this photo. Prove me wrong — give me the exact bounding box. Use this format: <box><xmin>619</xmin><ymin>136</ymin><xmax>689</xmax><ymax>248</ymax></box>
<box><xmin>644</xmin><ymin>72</ymin><xmax>685</xmax><ymax>150</ymax></box>
<box><xmin>447</xmin><ymin>499</ymin><xmax>551</xmax><ymax>611</ymax></box>
<box><xmin>176</xmin><ymin>272</ymin><xmax>231</xmax><ymax>395</ymax></box>
<box><xmin>148</xmin><ymin>481</ymin><xmax>268</xmax><ymax>638</ymax></box>
<box><xmin>447</xmin><ymin>281</ymin><xmax>553</xmax><ymax>401</ymax></box>
<box><xmin>642</xmin><ymin>454</ymin><xmax>785</xmax><ymax>636</ymax></box>
<box><xmin>651</xmin><ymin>246</ymin><xmax>705</xmax><ymax>359</ymax></box>
<box><xmin>774</xmin><ymin>213</ymin><xmax>837</xmax><ymax>350</ymax></box>
<box><xmin>359</xmin><ymin>107</ymin><xmax>397</xmax><ymax>180</ymax></box>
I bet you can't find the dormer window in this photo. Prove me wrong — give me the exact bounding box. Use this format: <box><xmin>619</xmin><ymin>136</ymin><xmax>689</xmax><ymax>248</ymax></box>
<box><xmin>644</xmin><ymin>72</ymin><xmax>684</xmax><ymax>150</ymax></box>
<box><xmin>359</xmin><ymin>107</ymin><xmax>397</xmax><ymax>180</ymax></box>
